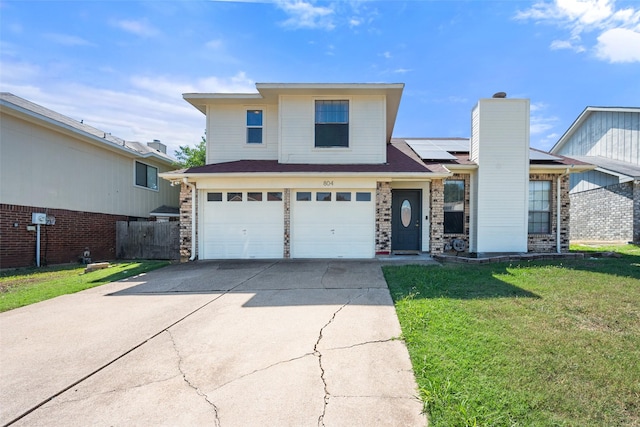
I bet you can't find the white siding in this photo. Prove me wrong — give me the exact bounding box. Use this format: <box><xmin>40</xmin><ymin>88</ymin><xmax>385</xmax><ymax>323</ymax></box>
<box><xmin>279</xmin><ymin>95</ymin><xmax>387</xmax><ymax>164</ymax></box>
<box><xmin>470</xmin><ymin>105</ymin><xmax>480</xmax><ymax>162</ymax></box>
<box><xmin>557</xmin><ymin>111</ymin><xmax>640</xmax><ymax>166</ymax></box>
<box><xmin>569</xmin><ymin>170</ymin><xmax>620</xmax><ymax>194</ymax></box>
<box><xmin>469</xmin><ymin>170</ymin><xmax>478</xmax><ymax>253</ymax></box>
<box><xmin>206</xmin><ymin>104</ymin><xmax>279</xmax><ymax>164</ymax></box>
<box><xmin>472</xmin><ymin>99</ymin><xmax>530</xmax><ymax>253</ymax></box>
<box><xmin>0</xmin><ymin>113</ymin><xmax>178</xmax><ymax>217</ymax></box>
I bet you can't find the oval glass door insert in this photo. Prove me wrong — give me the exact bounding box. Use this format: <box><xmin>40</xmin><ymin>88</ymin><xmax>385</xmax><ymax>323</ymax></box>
<box><xmin>401</xmin><ymin>199</ymin><xmax>411</xmax><ymax>227</ymax></box>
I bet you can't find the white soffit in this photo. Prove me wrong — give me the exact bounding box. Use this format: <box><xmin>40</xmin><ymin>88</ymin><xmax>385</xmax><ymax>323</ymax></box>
<box><xmin>529</xmin><ymin>150</ymin><xmax>562</xmax><ymax>161</ymax></box>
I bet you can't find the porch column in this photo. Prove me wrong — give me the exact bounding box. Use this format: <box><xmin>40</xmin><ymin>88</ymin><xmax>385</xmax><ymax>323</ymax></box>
<box><xmin>179</xmin><ymin>182</ymin><xmax>196</xmax><ymax>261</ymax></box>
<box><xmin>375</xmin><ymin>182</ymin><xmax>392</xmax><ymax>254</ymax></box>
<box><xmin>430</xmin><ymin>179</ymin><xmax>445</xmax><ymax>254</ymax></box>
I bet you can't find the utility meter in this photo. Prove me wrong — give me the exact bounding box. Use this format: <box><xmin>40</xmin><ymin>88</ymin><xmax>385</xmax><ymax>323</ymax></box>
<box><xmin>32</xmin><ymin>213</ymin><xmax>47</xmax><ymax>225</ymax></box>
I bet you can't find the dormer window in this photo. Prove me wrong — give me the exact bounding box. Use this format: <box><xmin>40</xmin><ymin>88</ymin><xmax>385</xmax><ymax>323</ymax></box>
<box><xmin>315</xmin><ymin>100</ymin><xmax>349</xmax><ymax>148</ymax></box>
<box><xmin>247</xmin><ymin>110</ymin><xmax>263</xmax><ymax>144</ymax></box>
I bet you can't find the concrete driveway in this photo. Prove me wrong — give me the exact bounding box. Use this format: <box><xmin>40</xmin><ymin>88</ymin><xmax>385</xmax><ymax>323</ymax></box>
<box><xmin>0</xmin><ymin>260</ymin><xmax>427</xmax><ymax>426</ymax></box>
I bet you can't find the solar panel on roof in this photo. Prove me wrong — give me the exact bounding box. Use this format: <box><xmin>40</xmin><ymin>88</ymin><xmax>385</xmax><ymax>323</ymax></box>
<box><xmin>405</xmin><ymin>140</ymin><xmax>458</xmax><ymax>160</ymax></box>
<box><xmin>408</xmin><ymin>139</ymin><xmax>469</xmax><ymax>152</ymax></box>
<box><xmin>529</xmin><ymin>150</ymin><xmax>562</xmax><ymax>161</ymax></box>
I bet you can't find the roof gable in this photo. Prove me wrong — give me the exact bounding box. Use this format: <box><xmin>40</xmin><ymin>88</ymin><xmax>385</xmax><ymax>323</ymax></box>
<box><xmin>550</xmin><ymin>106</ymin><xmax>640</xmax><ymax>154</ymax></box>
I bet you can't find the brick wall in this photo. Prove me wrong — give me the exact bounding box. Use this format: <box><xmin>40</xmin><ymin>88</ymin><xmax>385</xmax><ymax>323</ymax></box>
<box><xmin>0</xmin><ymin>204</ymin><xmax>128</xmax><ymax>268</ymax></box>
<box><xmin>179</xmin><ymin>182</ymin><xmax>198</xmax><ymax>261</ymax></box>
<box><xmin>428</xmin><ymin>173</ymin><xmax>571</xmax><ymax>254</ymax></box>
<box><xmin>430</xmin><ymin>179</ymin><xmax>445</xmax><ymax>254</ymax></box>
<box><xmin>375</xmin><ymin>182</ymin><xmax>391</xmax><ymax>254</ymax></box>
<box><xmin>429</xmin><ymin>175</ymin><xmax>472</xmax><ymax>254</ymax></box>
<box><xmin>569</xmin><ymin>181</ymin><xmax>634</xmax><ymax>242</ymax></box>
<box><xmin>528</xmin><ymin>174</ymin><xmax>570</xmax><ymax>253</ymax></box>
<box><xmin>284</xmin><ymin>188</ymin><xmax>291</xmax><ymax>258</ymax></box>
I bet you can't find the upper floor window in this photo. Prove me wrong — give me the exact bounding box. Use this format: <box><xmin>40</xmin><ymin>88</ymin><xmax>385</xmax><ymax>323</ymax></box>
<box><xmin>247</xmin><ymin>110</ymin><xmax>263</xmax><ymax>144</ymax></box>
<box><xmin>444</xmin><ymin>180</ymin><xmax>464</xmax><ymax>234</ymax></box>
<box><xmin>315</xmin><ymin>100</ymin><xmax>349</xmax><ymax>148</ymax></box>
<box><xmin>529</xmin><ymin>181</ymin><xmax>551</xmax><ymax>234</ymax></box>
<box><xmin>135</xmin><ymin>161</ymin><xmax>158</xmax><ymax>190</ymax></box>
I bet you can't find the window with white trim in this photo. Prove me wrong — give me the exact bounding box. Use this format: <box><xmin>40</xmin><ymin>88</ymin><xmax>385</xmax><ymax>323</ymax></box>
<box><xmin>444</xmin><ymin>180</ymin><xmax>464</xmax><ymax>233</ymax></box>
<box><xmin>529</xmin><ymin>181</ymin><xmax>551</xmax><ymax>234</ymax></box>
<box><xmin>315</xmin><ymin>100</ymin><xmax>349</xmax><ymax>148</ymax></box>
<box><xmin>247</xmin><ymin>110</ymin><xmax>263</xmax><ymax>144</ymax></box>
<box><xmin>135</xmin><ymin>161</ymin><xmax>158</xmax><ymax>190</ymax></box>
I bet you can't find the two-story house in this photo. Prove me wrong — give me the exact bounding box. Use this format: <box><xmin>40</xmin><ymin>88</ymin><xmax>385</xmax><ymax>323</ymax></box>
<box><xmin>0</xmin><ymin>93</ymin><xmax>180</xmax><ymax>268</ymax></box>
<box><xmin>550</xmin><ymin>107</ymin><xmax>640</xmax><ymax>244</ymax></box>
<box><xmin>161</xmin><ymin>83</ymin><xmax>592</xmax><ymax>260</ymax></box>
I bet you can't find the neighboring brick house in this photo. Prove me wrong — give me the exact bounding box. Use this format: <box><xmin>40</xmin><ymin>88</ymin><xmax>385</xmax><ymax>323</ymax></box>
<box><xmin>550</xmin><ymin>107</ymin><xmax>640</xmax><ymax>244</ymax></box>
<box><xmin>160</xmin><ymin>83</ymin><xmax>592</xmax><ymax>260</ymax></box>
<box><xmin>0</xmin><ymin>93</ymin><xmax>180</xmax><ymax>268</ymax></box>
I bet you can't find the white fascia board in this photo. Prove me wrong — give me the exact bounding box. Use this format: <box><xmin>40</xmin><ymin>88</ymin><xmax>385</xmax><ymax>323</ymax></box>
<box><xmin>159</xmin><ymin>171</ymin><xmax>449</xmax><ymax>182</ymax></box>
<box><xmin>1</xmin><ymin>100</ymin><xmax>174</xmax><ymax>166</ymax></box>
<box><xmin>182</xmin><ymin>92</ymin><xmax>265</xmax><ymax>113</ymax></box>
<box><xmin>444</xmin><ymin>164</ymin><xmax>478</xmax><ymax>172</ymax></box>
<box><xmin>529</xmin><ymin>164</ymin><xmax>596</xmax><ymax>174</ymax></box>
<box><xmin>256</xmin><ymin>83</ymin><xmax>405</xmax><ymax>91</ymax></box>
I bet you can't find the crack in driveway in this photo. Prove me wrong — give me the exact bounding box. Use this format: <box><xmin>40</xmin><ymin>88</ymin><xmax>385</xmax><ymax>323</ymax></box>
<box><xmin>3</xmin><ymin>261</ymin><xmax>280</xmax><ymax>427</ymax></box>
<box><xmin>166</xmin><ymin>330</ymin><xmax>221</xmax><ymax>426</ymax></box>
<box><xmin>314</xmin><ymin>294</ymin><xmax>362</xmax><ymax>427</ymax></box>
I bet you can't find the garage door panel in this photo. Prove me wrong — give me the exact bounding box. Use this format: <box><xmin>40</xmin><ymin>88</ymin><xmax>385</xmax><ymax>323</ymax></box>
<box><xmin>291</xmin><ymin>189</ymin><xmax>374</xmax><ymax>259</ymax></box>
<box><xmin>202</xmin><ymin>191</ymin><xmax>283</xmax><ymax>259</ymax></box>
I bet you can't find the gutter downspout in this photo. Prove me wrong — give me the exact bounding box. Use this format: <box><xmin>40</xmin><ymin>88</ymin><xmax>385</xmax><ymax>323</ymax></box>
<box><xmin>557</xmin><ymin>169</ymin><xmax>570</xmax><ymax>254</ymax></box>
<box><xmin>183</xmin><ymin>178</ymin><xmax>197</xmax><ymax>261</ymax></box>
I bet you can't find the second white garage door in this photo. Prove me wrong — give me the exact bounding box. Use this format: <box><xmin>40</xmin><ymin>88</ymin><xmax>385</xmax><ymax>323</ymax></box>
<box><xmin>201</xmin><ymin>190</ymin><xmax>284</xmax><ymax>259</ymax></box>
<box><xmin>291</xmin><ymin>189</ymin><xmax>375</xmax><ymax>258</ymax></box>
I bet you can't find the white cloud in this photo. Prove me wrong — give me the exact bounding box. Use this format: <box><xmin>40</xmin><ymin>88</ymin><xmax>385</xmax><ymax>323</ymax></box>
<box><xmin>550</xmin><ymin>39</ymin><xmax>586</xmax><ymax>52</ymax></box>
<box><xmin>277</xmin><ymin>0</ymin><xmax>335</xmax><ymax>30</ymax></box>
<box><xmin>528</xmin><ymin>102</ymin><xmax>561</xmax><ymax>149</ymax></box>
<box><xmin>112</xmin><ymin>19</ymin><xmax>160</xmax><ymax>37</ymax></box>
<box><xmin>0</xmin><ymin>61</ymin><xmax>40</xmax><ymax>82</ymax></box>
<box><xmin>393</xmin><ymin>68</ymin><xmax>412</xmax><ymax>74</ymax></box>
<box><xmin>205</xmin><ymin>39</ymin><xmax>224</xmax><ymax>49</ymax></box>
<box><xmin>595</xmin><ymin>27</ymin><xmax>640</xmax><ymax>62</ymax></box>
<box><xmin>381</xmin><ymin>51</ymin><xmax>392</xmax><ymax>59</ymax></box>
<box><xmin>516</xmin><ymin>0</ymin><xmax>640</xmax><ymax>62</ymax></box>
<box><xmin>44</xmin><ymin>33</ymin><xmax>94</xmax><ymax>47</ymax></box>
<box><xmin>0</xmin><ymin>59</ymin><xmax>255</xmax><ymax>155</ymax></box>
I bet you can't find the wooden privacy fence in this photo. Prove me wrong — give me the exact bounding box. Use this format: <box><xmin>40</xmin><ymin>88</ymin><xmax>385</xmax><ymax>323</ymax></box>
<box><xmin>116</xmin><ymin>221</ymin><xmax>179</xmax><ymax>260</ymax></box>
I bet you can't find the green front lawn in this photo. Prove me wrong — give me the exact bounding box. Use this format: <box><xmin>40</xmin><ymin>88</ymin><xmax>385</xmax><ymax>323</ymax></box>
<box><xmin>384</xmin><ymin>245</ymin><xmax>640</xmax><ymax>426</ymax></box>
<box><xmin>0</xmin><ymin>261</ymin><xmax>169</xmax><ymax>313</ymax></box>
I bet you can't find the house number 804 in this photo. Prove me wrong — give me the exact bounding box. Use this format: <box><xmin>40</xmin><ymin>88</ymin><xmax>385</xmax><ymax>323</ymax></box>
<box><xmin>323</xmin><ymin>180</ymin><xmax>334</xmax><ymax>187</ymax></box>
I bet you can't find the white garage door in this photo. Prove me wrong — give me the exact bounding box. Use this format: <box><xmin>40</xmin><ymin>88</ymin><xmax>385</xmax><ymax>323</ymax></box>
<box><xmin>291</xmin><ymin>189</ymin><xmax>375</xmax><ymax>258</ymax></box>
<box><xmin>201</xmin><ymin>190</ymin><xmax>284</xmax><ymax>259</ymax></box>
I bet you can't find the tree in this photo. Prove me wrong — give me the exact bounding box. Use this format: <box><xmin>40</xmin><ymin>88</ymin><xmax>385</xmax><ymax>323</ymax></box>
<box><xmin>174</xmin><ymin>136</ymin><xmax>206</xmax><ymax>168</ymax></box>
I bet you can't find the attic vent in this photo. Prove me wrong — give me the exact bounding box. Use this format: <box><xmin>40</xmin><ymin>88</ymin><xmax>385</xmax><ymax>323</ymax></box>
<box><xmin>492</xmin><ymin>92</ymin><xmax>507</xmax><ymax>99</ymax></box>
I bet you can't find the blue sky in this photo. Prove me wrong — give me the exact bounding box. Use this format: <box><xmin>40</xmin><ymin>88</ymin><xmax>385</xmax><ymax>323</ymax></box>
<box><xmin>1</xmin><ymin>0</ymin><xmax>639</xmax><ymax>156</ymax></box>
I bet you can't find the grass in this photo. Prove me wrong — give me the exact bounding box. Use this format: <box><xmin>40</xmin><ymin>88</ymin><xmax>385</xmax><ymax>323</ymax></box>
<box><xmin>384</xmin><ymin>245</ymin><xmax>640</xmax><ymax>427</ymax></box>
<box><xmin>0</xmin><ymin>260</ymin><xmax>169</xmax><ymax>313</ymax></box>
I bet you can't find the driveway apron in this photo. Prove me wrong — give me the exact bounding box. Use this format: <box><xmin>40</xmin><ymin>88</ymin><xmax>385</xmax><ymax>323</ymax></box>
<box><xmin>0</xmin><ymin>260</ymin><xmax>426</xmax><ymax>426</ymax></box>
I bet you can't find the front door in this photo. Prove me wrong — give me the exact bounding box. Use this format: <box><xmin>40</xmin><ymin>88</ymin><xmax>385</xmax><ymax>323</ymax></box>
<box><xmin>391</xmin><ymin>190</ymin><xmax>421</xmax><ymax>252</ymax></box>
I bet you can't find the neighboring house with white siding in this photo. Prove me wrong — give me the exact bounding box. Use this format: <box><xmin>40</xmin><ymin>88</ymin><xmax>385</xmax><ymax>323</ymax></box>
<box><xmin>0</xmin><ymin>93</ymin><xmax>180</xmax><ymax>268</ymax></box>
<box><xmin>550</xmin><ymin>107</ymin><xmax>640</xmax><ymax>243</ymax></box>
<box><xmin>161</xmin><ymin>83</ymin><xmax>592</xmax><ymax>260</ymax></box>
